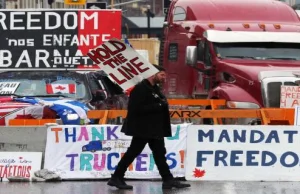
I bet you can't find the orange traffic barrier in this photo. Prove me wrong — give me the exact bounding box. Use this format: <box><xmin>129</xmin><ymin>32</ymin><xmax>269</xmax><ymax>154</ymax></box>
<box><xmin>8</xmin><ymin>119</ymin><xmax>57</xmax><ymax>126</ymax></box>
<box><xmin>87</xmin><ymin>108</ymin><xmax>296</xmax><ymax>125</ymax></box>
<box><xmin>260</xmin><ymin>108</ymin><xmax>294</xmax><ymax>125</ymax></box>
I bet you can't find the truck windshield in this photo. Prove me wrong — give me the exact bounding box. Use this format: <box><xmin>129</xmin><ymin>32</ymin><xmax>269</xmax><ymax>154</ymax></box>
<box><xmin>0</xmin><ymin>71</ymin><xmax>89</xmax><ymax>99</ymax></box>
<box><xmin>214</xmin><ymin>42</ymin><xmax>300</xmax><ymax>61</ymax></box>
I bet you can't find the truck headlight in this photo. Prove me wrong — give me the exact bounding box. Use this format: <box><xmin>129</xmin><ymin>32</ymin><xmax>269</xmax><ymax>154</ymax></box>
<box><xmin>226</xmin><ymin>101</ymin><xmax>260</xmax><ymax>109</ymax></box>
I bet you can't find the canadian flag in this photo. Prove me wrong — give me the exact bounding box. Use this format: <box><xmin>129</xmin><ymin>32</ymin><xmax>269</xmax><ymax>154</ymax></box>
<box><xmin>46</xmin><ymin>84</ymin><xmax>76</xmax><ymax>94</ymax></box>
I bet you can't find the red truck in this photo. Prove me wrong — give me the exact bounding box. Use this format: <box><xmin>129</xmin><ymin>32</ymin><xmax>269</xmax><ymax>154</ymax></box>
<box><xmin>160</xmin><ymin>0</ymin><xmax>300</xmax><ymax>124</ymax></box>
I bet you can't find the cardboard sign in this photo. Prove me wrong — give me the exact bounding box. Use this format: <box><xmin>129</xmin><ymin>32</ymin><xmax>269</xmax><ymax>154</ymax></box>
<box><xmin>280</xmin><ymin>86</ymin><xmax>300</xmax><ymax>108</ymax></box>
<box><xmin>44</xmin><ymin>124</ymin><xmax>189</xmax><ymax>179</ymax></box>
<box><xmin>87</xmin><ymin>39</ymin><xmax>159</xmax><ymax>90</ymax></box>
<box><xmin>185</xmin><ymin>125</ymin><xmax>300</xmax><ymax>181</ymax></box>
<box><xmin>0</xmin><ymin>152</ymin><xmax>42</xmax><ymax>181</ymax></box>
<box><xmin>0</xmin><ymin>10</ymin><xmax>121</xmax><ymax>69</ymax></box>
<box><xmin>0</xmin><ymin>82</ymin><xmax>20</xmax><ymax>94</ymax></box>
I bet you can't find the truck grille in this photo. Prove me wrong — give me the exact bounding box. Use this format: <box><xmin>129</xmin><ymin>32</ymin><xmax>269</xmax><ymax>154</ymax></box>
<box><xmin>262</xmin><ymin>77</ymin><xmax>298</xmax><ymax>107</ymax></box>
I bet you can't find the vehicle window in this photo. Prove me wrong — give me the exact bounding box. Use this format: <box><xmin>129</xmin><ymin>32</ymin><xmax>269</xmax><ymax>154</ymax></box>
<box><xmin>168</xmin><ymin>43</ymin><xmax>178</xmax><ymax>61</ymax></box>
<box><xmin>197</xmin><ymin>40</ymin><xmax>205</xmax><ymax>61</ymax></box>
<box><xmin>214</xmin><ymin>42</ymin><xmax>300</xmax><ymax>61</ymax></box>
<box><xmin>173</xmin><ymin>6</ymin><xmax>186</xmax><ymax>21</ymax></box>
<box><xmin>0</xmin><ymin>71</ymin><xmax>89</xmax><ymax>99</ymax></box>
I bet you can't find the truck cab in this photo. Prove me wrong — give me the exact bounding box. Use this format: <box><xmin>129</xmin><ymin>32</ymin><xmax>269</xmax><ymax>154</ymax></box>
<box><xmin>160</xmin><ymin>0</ymin><xmax>300</xmax><ymax>121</ymax></box>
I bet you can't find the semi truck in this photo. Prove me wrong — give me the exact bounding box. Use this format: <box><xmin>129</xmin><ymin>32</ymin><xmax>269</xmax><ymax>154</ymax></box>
<box><xmin>160</xmin><ymin>0</ymin><xmax>300</xmax><ymax>124</ymax></box>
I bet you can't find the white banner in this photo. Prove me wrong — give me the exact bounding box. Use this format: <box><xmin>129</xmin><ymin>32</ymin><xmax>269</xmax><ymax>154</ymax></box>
<box><xmin>44</xmin><ymin>124</ymin><xmax>190</xmax><ymax>179</ymax></box>
<box><xmin>185</xmin><ymin>125</ymin><xmax>300</xmax><ymax>181</ymax></box>
<box><xmin>0</xmin><ymin>152</ymin><xmax>42</xmax><ymax>181</ymax></box>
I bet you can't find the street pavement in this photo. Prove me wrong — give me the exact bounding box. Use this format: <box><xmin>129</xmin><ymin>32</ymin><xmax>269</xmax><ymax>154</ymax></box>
<box><xmin>1</xmin><ymin>180</ymin><xmax>300</xmax><ymax>194</ymax></box>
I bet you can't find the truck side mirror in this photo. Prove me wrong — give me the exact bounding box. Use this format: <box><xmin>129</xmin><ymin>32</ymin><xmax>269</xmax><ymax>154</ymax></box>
<box><xmin>185</xmin><ymin>46</ymin><xmax>197</xmax><ymax>66</ymax></box>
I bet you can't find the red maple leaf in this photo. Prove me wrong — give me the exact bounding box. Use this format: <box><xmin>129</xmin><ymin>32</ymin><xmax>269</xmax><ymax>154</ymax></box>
<box><xmin>55</xmin><ymin>85</ymin><xmax>66</xmax><ymax>90</ymax></box>
<box><xmin>193</xmin><ymin>168</ymin><xmax>205</xmax><ymax>178</ymax></box>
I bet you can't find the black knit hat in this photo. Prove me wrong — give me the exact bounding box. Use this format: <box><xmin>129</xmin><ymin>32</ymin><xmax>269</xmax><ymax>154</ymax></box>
<box><xmin>154</xmin><ymin>65</ymin><xmax>166</xmax><ymax>72</ymax></box>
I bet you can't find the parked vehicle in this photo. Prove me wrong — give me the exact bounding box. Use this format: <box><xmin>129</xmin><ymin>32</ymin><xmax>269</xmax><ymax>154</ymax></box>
<box><xmin>160</xmin><ymin>0</ymin><xmax>300</xmax><ymax>124</ymax></box>
<box><xmin>0</xmin><ymin>69</ymin><xmax>128</xmax><ymax>125</ymax></box>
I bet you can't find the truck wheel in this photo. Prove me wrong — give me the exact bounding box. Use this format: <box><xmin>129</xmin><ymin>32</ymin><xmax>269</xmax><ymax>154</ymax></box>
<box><xmin>103</xmin><ymin>148</ymin><xmax>107</xmax><ymax>151</ymax></box>
<box><xmin>82</xmin><ymin>147</ymin><xmax>87</xmax><ymax>151</ymax></box>
<box><xmin>107</xmin><ymin>147</ymin><xmax>111</xmax><ymax>151</ymax></box>
<box><xmin>91</xmin><ymin>150</ymin><xmax>96</xmax><ymax>153</ymax></box>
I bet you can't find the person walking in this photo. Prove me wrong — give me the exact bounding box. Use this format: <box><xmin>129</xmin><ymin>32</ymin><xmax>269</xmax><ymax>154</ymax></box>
<box><xmin>107</xmin><ymin>65</ymin><xmax>191</xmax><ymax>190</ymax></box>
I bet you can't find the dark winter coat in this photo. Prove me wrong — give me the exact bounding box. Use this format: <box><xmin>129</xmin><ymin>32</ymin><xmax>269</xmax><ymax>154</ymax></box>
<box><xmin>121</xmin><ymin>79</ymin><xmax>172</xmax><ymax>138</ymax></box>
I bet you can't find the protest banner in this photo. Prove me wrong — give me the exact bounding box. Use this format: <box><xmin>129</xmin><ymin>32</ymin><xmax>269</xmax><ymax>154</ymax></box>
<box><xmin>87</xmin><ymin>39</ymin><xmax>159</xmax><ymax>90</ymax></box>
<box><xmin>280</xmin><ymin>86</ymin><xmax>300</xmax><ymax>108</ymax></box>
<box><xmin>44</xmin><ymin>124</ymin><xmax>190</xmax><ymax>179</ymax></box>
<box><xmin>185</xmin><ymin>125</ymin><xmax>300</xmax><ymax>181</ymax></box>
<box><xmin>0</xmin><ymin>10</ymin><xmax>121</xmax><ymax>69</ymax></box>
<box><xmin>0</xmin><ymin>152</ymin><xmax>42</xmax><ymax>181</ymax></box>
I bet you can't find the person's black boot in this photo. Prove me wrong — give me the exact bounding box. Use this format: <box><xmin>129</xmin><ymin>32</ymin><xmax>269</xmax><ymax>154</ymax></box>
<box><xmin>107</xmin><ymin>176</ymin><xmax>133</xmax><ymax>190</ymax></box>
<box><xmin>162</xmin><ymin>179</ymin><xmax>191</xmax><ymax>189</ymax></box>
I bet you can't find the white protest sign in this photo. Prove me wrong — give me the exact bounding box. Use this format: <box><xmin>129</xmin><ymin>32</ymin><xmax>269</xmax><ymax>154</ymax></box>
<box><xmin>280</xmin><ymin>86</ymin><xmax>300</xmax><ymax>108</ymax></box>
<box><xmin>186</xmin><ymin>125</ymin><xmax>300</xmax><ymax>181</ymax></box>
<box><xmin>87</xmin><ymin>39</ymin><xmax>159</xmax><ymax>90</ymax></box>
<box><xmin>0</xmin><ymin>82</ymin><xmax>20</xmax><ymax>95</ymax></box>
<box><xmin>0</xmin><ymin>152</ymin><xmax>42</xmax><ymax>181</ymax></box>
<box><xmin>44</xmin><ymin>124</ymin><xmax>189</xmax><ymax>179</ymax></box>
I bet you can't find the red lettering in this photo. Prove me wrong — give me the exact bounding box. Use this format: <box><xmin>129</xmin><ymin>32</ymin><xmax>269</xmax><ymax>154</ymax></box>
<box><xmin>13</xmin><ymin>165</ymin><xmax>17</xmax><ymax>176</ymax></box>
<box><xmin>87</xmin><ymin>50</ymin><xmax>102</xmax><ymax>64</ymax></box>
<box><xmin>17</xmin><ymin>166</ymin><xmax>22</xmax><ymax>177</ymax></box>
<box><xmin>108</xmin><ymin>40</ymin><xmax>126</xmax><ymax>53</ymax></box>
<box><xmin>116</xmin><ymin>53</ymin><xmax>127</xmax><ymax>63</ymax></box>
<box><xmin>280</xmin><ymin>99</ymin><xmax>286</xmax><ymax>107</ymax></box>
<box><xmin>109</xmin><ymin>73</ymin><xmax>126</xmax><ymax>85</ymax></box>
<box><xmin>26</xmin><ymin>166</ymin><xmax>31</xmax><ymax>178</ymax></box>
<box><xmin>103</xmin><ymin>56</ymin><xmax>122</xmax><ymax>68</ymax></box>
<box><xmin>121</xmin><ymin>63</ymin><xmax>139</xmax><ymax>78</ymax></box>
<box><xmin>118</xmin><ymin>68</ymin><xmax>131</xmax><ymax>80</ymax></box>
<box><xmin>3</xmin><ymin>166</ymin><xmax>8</xmax><ymax>178</ymax></box>
<box><xmin>8</xmin><ymin>166</ymin><xmax>12</xmax><ymax>177</ymax></box>
<box><xmin>130</xmin><ymin>57</ymin><xmax>149</xmax><ymax>73</ymax></box>
<box><xmin>87</xmin><ymin>47</ymin><xmax>111</xmax><ymax>64</ymax></box>
<box><xmin>292</xmin><ymin>99</ymin><xmax>299</xmax><ymax>107</ymax></box>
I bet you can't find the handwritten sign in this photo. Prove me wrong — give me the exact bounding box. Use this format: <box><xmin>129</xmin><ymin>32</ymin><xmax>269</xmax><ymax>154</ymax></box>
<box><xmin>44</xmin><ymin>124</ymin><xmax>189</xmax><ymax>179</ymax></box>
<box><xmin>0</xmin><ymin>82</ymin><xmax>20</xmax><ymax>94</ymax></box>
<box><xmin>87</xmin><ymin>39</ymin><xmax>158</xmax><ymax>90</ymax></box>
<box><xmin>186</xmin><ymin>125</ymin><xmax>300</xmax><ymax>181</ymax></box>
<box><xmin>280</xmin><ymin>86</ymin><xmax>300</xmax><ymax>108</ymax></box>
<box><xmin>0</xmin><ymin>152</ymin><xmax>42</xmax><ymax>181</ymax></box>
